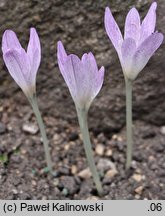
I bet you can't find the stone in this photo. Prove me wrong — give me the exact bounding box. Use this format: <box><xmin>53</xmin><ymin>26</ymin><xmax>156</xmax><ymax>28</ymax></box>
<box><xmin>60</xmin><ymin>176</ymin><xmax>78</xmax><ymax>195</ymax></box>
<box><xmin>12</xmin><ymin>189</ymin><xmax>18</xmax><ymax>195</ymax></box>
<box><xmin>78</xmin><ymin>168</ymin><xmax>91</xmax><ymax>179</ymax></box>
<box><xmin>97</xmin><ymin>158</ymin><xmax>116</xmax><ymax>173</ymax></box>
<box><xmin>0</xmin><ymin>122</ymin><xmax>6</xmax><ymax>134</ymax></box>
<box><xmin>105</xmin><ymin>149</ymin><xmax>113</xmax><ymax>156</ymax></box>
<box><xmin>53</xmin><ymin>133</ymin><xmax>61</xmax><ymax>142</ymax></box>
<box><xmin>160</xmin><ymin>126</ymin><xmax>165</xmax><ymax>135</ymax></box>
<box><xmin>135</xmin><ymin>186</ymin><xmax>144</xmax><ymax>194</ymax></box>
<box><xmin>95</xmin><ymin>144</ymin><xmax>105</xmax><ymax>156</ymax></box>
<box><xmin>69</xmin><ymin>132</ymin><xmax>78</xmax><ymax>141</ymax></box>
<box><xmin>31</xmin><ymin>180</ymin><xmax>37</xmax><ymax>186</ymax></box>
<box><xmin>132</xmin><ymin>174</ymin><xmax>142</xmax><ymax>182</ymax></box>
<box><xmin>135</xmin><ymin>194</ymin><xmax>141</xmax><ymax>199</ymax></box>
<box><xmin>86</xmin><ymin>196</ymin><xmax>99</xmax><ymax>200</ymax></box>
<box><xmin>105</xmin><ymin>169</ymin><xmax>118</xmax><ymax>178</ymax></box>
<box><xmin>22</xmin><ymin>123</ymin><xmax>38</xmax><ymax>135</ymax></box>
<box><xmin>71</xmin><ymin>165</ymin><xmax>77</xmax><ymax>175</ymax></box>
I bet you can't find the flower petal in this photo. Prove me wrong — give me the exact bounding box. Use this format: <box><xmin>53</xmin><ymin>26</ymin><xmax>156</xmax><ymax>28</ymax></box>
<box><xmin>104</xmin><ymin>7</ymin><xmax>123</xmax><ymax>53</ymax></box>
<box><xmin>86</xmin><ymin>52</ymin><xmax>104</xmax><ymax>99</ymax></box>
<box><xmin>27</xmin><ymin>28</ymin><xmax>41</xmax><ymax>78</ymax></box>
<box><xmin>140</xmin><ymin>2</ymin><xmax>157</xmax><ymax>44</ymax></box>
<box><xmin>58</xmin><ymin>53</ymin><xmax>81</xmax><ymax>105</ymax></box>
<box><xmin>57</xmin><ymin>44</ymin><xmax>104</xmax><ymax>109</ymax></box>
<box><xmin>3</xmin><ymin>48</ymin><xmax>32</xmax><ymax>95</ymax></box>
<box><xmin>57</xmin><ymin>41</ymin><xmax>67</xmax><ymax>64</ymax></box>
<box><xmin>121</xmin><ymin>38</ymin><xmax>136</xmax><ymax>79</ymax></box>
<box><xmin>80</xmin><ymin>53</ymin><xmax>100</xmax><ymax>108</ymax></box>
<box><xmin>2</xmin><ymin>30</ymin><xmax>22</xmax><ymax>53</ymax></box>
<box><xmin>124</xmin><ymin>8</ymin><xmax>141</xmax><ymax>44</ymax></box>
<box><xmin>132</xmin><ymin>32</ymin><xmax>163</xmax><ymax>79</ymax></box>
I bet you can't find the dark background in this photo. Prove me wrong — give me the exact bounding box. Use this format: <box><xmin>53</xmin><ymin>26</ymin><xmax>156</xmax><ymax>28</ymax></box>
<box><xmin>0</xmin><ymin>0</ymin><xmax>164</xmax><ymax>134</ymax></box>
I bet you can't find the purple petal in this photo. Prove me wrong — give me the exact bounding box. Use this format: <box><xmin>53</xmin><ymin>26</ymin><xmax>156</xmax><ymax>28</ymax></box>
<box><xmin>121</xmin><ymin>38</ymin><xmax>136</xmax><ymax>79</ymax></box>
<box><xmin>3</xmin><ymin>48</ymin><xmax>31</xmax><ymax>94</ymax></box>
<box><xmin>80</xmin><ymin>53</ymin><xmax>98</xmax><ymax>106</ymax></box>
<box><xmin>104</xmin><ymin>7</ymin><xmax>123</xmax><ymax>53</ymax></box>
<box><xmin>86</xmin><ymin>52</ymin><xmax>104</xmax><ymax>98</ymax></box>
<box><xmin>97</xmin><ymin>66</ymin><xmax>105</xmax><ymax>94</ymax></box>
<box><xmin>57</xmin><ymin>48</ymin><xmax>104</xmax><ymax>109</ymax></box>
<box><xmin>57</xmin><ymin>41</ymin><xmax>67</xmax><ymax>64</ymax></box>
<box><xmin>2</xmin><ymin>30</ymin><xmax>22</xmax><ymax>53</ymax></box>
<box><xmin>124</xmin><ymin>8</ymin><xmax>141</xmax><ymax>44</ymax></box>
<box><xmin>140</xmin><ymin>2</ymin><xmax>157</xmax><ymax>44</ymax></box>
<box><xmin>81</xmin><ymin>52</ymin><xmax>104</xmax><ymax>108</ymax></box>
<box><xmin>59</xmin><ymin>54</ymin><xmax>81</xmax><ymax>104</ymax></box>
<box><xmin>27</xmin><ymin>28</ymin><xmax>41</xmax><ymax>77</ymax></box>
<box><xmin>132</xmin><ymin>32</ymin><xmax>163</xmax><ymax>79</ymax></box>
<box><xmin>82</xmin><ymin>52</ymin><xmax>99</xmax><ymax>77</ymax></box>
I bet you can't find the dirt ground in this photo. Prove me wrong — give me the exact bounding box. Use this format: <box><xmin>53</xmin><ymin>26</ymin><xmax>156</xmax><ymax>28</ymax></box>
<box><xmin>0</xmin><ymin>0</ymin><xmax>165</xmax><ymax>199</ymax></box>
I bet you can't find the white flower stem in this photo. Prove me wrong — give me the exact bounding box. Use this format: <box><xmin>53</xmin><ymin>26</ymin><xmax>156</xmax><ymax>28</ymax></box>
<box><xmin>76</xmin><ymin>107</ymin><xmax>103</xmax><ymax>196</ymax></box>
<box><xmin>125</xmin><ymin>78</ymin><xmax>133</xmax><ymax>170</ymax></box>
<box><xmin>29</xmin><ymin>95</ymin><xmax>53</xmax><ymax>174</ymax></box>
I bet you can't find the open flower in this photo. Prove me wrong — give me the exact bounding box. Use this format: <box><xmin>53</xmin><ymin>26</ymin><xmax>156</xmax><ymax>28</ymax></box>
<box><xmin>2</xmin><ymin>28</ymin><xmax>41</xmax><ymax>98</ymax></box>
<box><xmin>104</xmin><ymin>2</ymin><xmax>163</xmax><ymax>80</ymax></box>
<box><xmin>57</xmin><ymin>41</ymin><xmax>105</xmax><ymax>110</ymax></box>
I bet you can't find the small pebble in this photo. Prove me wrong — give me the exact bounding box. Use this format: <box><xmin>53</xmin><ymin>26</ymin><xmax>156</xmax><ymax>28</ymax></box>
<box><xmin>71</xmin><ymin>165</ymin><xmax>77</xmax><ymax>174</ymax></box>
<box><xmin>22</xmin><ymin>123</ymin><xmax>38</xmax><ymax>135</ymax></box>
<box><xmin>132</xmin><ymin>174</ymin><xmax>142</xmax><ymax>182</ymax></box>
<box><xmin>0</xmin><ymin>106</ymin><xmax>3</xmax><ymax>112</ymax></box>
<box><xmin>117</xmin><ymin>136</ymin><xmax>123</xmax><ymax>142</ymax></box>
<box><xmin>87</xmin><ymin>196</ymin><xmax>99</xmax><ymax>200</ymax></box>
<box><xmin>105</xmin><ymin>149</ymin><xmax>112</xmax><ymax>156</ymax></box>
<box><xmin>53</xmin><ymin>179</ymin><xmax>59</xmax><ymax>187</ymax></box>
<box><xmin>95</xmin><ymin>144</ymin><xmax>105</xmax><ymax>156</ymax></box>
<box><xmin>53</xmin><ymin>134</ymin><xmax>60</xmax><ymax>142</ymax></box>
<box><xmin>16</xmin><ymin>170</ymin><xmax>20</xmax><ymax>175</ymax></box>
<box><xmin>160</xmin><ymin>126</ymin><xmax>165</xmax><ymax>135</ymax></box>
<box><xmin>12</xmin><ymin>189</ymin><xmax>18</xmax><ymax>195</ymax></box>
<box><xmin>97</xmin><ymin>158</ymin><xmax>116</xmax><ymax>173</ymax></box>
<box><xmin>149</xmin><ymin>155</ymin><xmax>155</xmax><ymax>162</ymax></box>
<box><xmin>61</xmin><ymin>176</ymin><xmax>78</xmax><ymax>195</ymax></box>
<box><xmin>105</xmin><ymin>169</ymin><xmax>118</xmax><ymax>178</ymax></box>
<box><xmin>131</xmin><ymin>160</ymin><xmax>137</xmax><ymax>169</ymax></box>
<box><xmin>135</xmin><ymin>168</ymin><xmax>141</xmax><ymax>174</ymax></box>
<box><xmin>64</xmin><ymin>144</ymin><xmax>70</xmax><ymax>151</ymax></box>
<box><xmin>78</xmin><ymin>168</ymin><xmax>91</xmax><ymax>179</ymax></box>
<box><xmin>135</xmin><ymin>194</ymin><xmax>141</xmax><ymax>199</ymax></box>
<box><xmin>112</xmin><ymin>134</ymin><xmax>117</xmax><ymax>140</ymax></box>
<box><xmin>21</xmin><ymin>149</ymin><xmax>27</xmax><ymax>154</ymax></box>
<box><xmin>69</xmin><ymin>132</ymin><xmax>78</xmax><ymax>141</ymax></box>
<box><xmin>0</xmin><ymin>122</ymin><xmax>6</xmax><ymax>134</ymax></box>
<box><xmin>31</xmin><ymin>180</ymin><xmax>37</xmax><ymax>186</ymax></box>
<box><xmin>135</xmin><ymin>186</ymin><xmax>144</xmax><ymax>194</ymax></box>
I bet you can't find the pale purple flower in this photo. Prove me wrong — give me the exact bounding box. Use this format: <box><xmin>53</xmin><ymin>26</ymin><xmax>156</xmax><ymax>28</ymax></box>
<box><xmin>2</xmin><ymin>28</ymin><xmax>41</xmax><ymax>98</ymax></box>
<box><xmin>57</xmin><ymin>41</ymin><xmax>104</xmax><ymax>110</ymax></box>
<box><xmin>104</xmin><ymin>2</ymin><xmax>163</xmax><ymax>80</ymax></box>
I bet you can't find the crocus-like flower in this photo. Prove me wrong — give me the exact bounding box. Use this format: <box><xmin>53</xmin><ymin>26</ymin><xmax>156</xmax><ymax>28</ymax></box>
<box><xmin>2</xmin><ymin>28</ymin><xmax>53</xmax><ymax>173</ymax></box>
<box><xmin>57</xmin><ymin>41</ymin><xmax>104</xmax><ymax>110</ymax></box>
<box><xmin>104</xmin><ymin>2</ymin><xmax>163</xmax><ymax>80</ymax></box>
<box><xmin>2</xmin><ymin>28</ymin><xmax>41</xmax><ymax>98</ymax></box>
<box><xmin>57</xmin><ymin>41</ymin><xmax>104</xmax><ymax>195</ymax></box>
